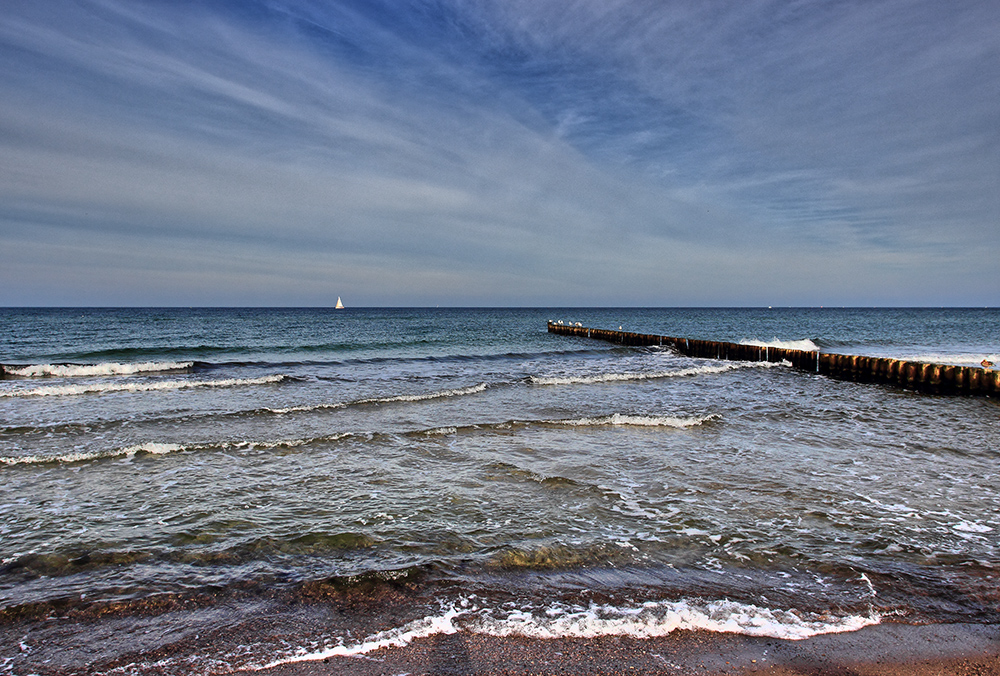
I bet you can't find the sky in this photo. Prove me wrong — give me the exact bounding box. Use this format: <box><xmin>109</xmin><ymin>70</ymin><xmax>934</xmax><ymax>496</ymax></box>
<box><xmin>1</xmin><ymin>0</ymin><xmax>998</xmax><ymax>307</ymax></box>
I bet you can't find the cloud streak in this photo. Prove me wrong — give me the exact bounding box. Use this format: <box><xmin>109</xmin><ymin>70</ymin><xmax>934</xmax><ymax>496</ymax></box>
<box><xmin>1</xmin><ymin>0</ymin><xmax>997</xmax><ymax>306</ymax></box>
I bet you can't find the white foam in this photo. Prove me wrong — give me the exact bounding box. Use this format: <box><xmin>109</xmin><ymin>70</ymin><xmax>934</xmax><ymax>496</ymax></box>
<box><xmin>357</xmin><ymin>382</ymin><xmax>489</xmax><ymax>404</ymax></box>
<box><xmin>551</xmin><ymin>413</ymin><xmax>717</xmax><ymax>428</ymax></box>
<box><xmin>740</xmin><ymin>338</ymin><xmax>820</xmax><ymax>352</ymax></box>
<box><xmin>265</xmin><ymin>383</ymin><xmax>489</xmax><ymax>415</ymax></box>
<box><xmin>531</xmin><ymin>362</ymin><xmax>779</xmax><ymax>386</ymax></box>
<box><xmin>473</xmin><ymin>600</ymin><xmax>877</xmax><ymax>641</ymax></box>
<box><xmin>265</xmin><ymin>402</ymin><xmax>347</xmax><ymax>415</ymax></box>
<box><xmin>265</xmin><ymin>383</ymin><xmax>490</xmax><ymax>415</ymax></box>
<box><xmin>0</xmin><ymin>433</ymin><xmax>354</xmax><ymax>466</ymax></box>
<box><xmin>422</xmin><ymin>426</ymin><xmax>459</xmax><ymax>436</ymax></box>
<box><xmin>263</xmin><ymin>604</ymin><xmax>467</xmax><ymax>667</ymax></box>
<box><xmin>257</xmin><ymin>597</ymin><xmax>879</xmax><ymax>668</ymax></box>
<box><xmin>0</xmin><ymin>374</ymin><xmax>286</xmax><ymax>398</ymax></box>
<box><xmin>0</xmin><ymin>442</ymin><xmax>185</xmax><ymax>465</ymax></box>
<box><xmin>4</xmin><ymin>361</ymin><xmax>194</xmax><ymax>378</ymax></box>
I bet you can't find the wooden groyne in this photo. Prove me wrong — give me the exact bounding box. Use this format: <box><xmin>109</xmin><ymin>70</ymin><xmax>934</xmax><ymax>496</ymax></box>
<box><xmin>547</xmin><ymin>322</ymin><xmax>999</xmax><ymax>397</ymax></box>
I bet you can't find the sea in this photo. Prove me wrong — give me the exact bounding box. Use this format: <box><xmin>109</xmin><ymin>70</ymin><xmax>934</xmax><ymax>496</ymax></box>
<box><xmin>1</xmin><ymin>307</ymin><xmax>998</xmax><ymax>674</ymax></box>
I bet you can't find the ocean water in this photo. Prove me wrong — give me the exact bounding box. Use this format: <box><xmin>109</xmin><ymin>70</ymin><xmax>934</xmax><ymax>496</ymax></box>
<box><xmin>1</xmin><ymin>307</ymin><xmax>998</xmax><ymax>674</ymax></box>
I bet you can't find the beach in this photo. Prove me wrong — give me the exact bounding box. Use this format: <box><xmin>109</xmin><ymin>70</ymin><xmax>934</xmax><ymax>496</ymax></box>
<box><xmin>245</xmin><ymin>625</ymin><xmax>1000</xmax><ymax>676</ymax></box>
<box><xmin>1</xmin><ymin>308</ymin><xmax>998</xmax><ymax>675</ymax></box>
<box><xmin>4</xmin><ymin>598</ymin><xmax>999</xmax><ymax>675</ymax></box>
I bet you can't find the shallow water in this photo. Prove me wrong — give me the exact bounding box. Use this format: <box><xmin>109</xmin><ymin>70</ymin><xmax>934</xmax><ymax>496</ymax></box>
<box><xmin>1</xmin><ymin>307</ymin><xmax>998</xmax><ymax>673</ymax></box>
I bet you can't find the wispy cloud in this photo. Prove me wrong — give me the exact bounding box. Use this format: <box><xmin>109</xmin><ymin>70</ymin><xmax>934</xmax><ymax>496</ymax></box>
<box><xmin>1</xmin><ymin>0</ymin><xmax>997</xmax><ymax>305</ymax></box>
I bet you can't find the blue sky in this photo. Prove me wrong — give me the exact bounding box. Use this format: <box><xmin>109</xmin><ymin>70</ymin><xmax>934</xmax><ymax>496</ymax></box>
<box><xmin>1</xmin><ymin>0</ymin><xmax>997</xmax><ymax>306</ymax></box>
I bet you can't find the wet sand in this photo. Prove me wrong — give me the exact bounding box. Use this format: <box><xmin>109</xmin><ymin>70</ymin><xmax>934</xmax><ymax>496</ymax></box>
<box><xmin>3</xmin><ymin>593</ymin><xmax>997</xmax><ymax>675</ymax></box>
<box><xmin>248</xmin><ymin>623</ymin><xmax>1000</xmax><ymax>676</ymax></box>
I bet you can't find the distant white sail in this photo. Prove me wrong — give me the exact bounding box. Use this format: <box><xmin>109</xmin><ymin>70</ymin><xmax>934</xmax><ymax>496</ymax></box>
<box><xmin>335</xmin><ymin>297</ymin><xmax>344</xmax><ymax>309</ymax></box>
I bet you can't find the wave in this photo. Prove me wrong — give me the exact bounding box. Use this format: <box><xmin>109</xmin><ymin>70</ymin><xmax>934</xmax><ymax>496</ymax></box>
<box><xmin>37</xmin><ymin>346</ymin><xmax>610</xmax><ymax>374</ymax></box>
<box><xmin>1</xmin><ymin>411</ymin><xmax>705</xmax><ymax>465</ymax></box>
<box><xmin>0</xmin><ymin>381</ymin><xmax>494</xmax><ymax>437</ymax></box>
<box><xmin>0</xmin><ymin>442</ymin><xmax>186</xmax><ymax>465</ymax></box>
<box><xmin>357</xmin><ymin>382</ymin><xmax>489</xmax><ymax>404</ymax></box>
<box><xmin>471</xmin><ymin>599</ymin><xmax>878</xmax><ymax>641</ymax></box>
<box><xmin>547</xmin><ymin>413</ymin><xmax>717</xmax><ymax>428</ymax></box>
<box><xmin>403</xmin><ymin>414</ymin><xmax>716</xmax><ymax>439</ymax></box>
<box><xmin>2</xmin><ymin>361</ymin><xmax>195</xmax><ymax>378</ymax></box>
<box><xmin>530</xmin><ymin>360</ymin><xmax>783</xmax><ymax>386</ymax></box>
<box><xmin>63</xmin><ymin>345</ymin><xmax>244</xmax><ymax>362</ymax></box>
<box><xmin>331</xmin><ymin>347</ymin><xmax>614</xmax><ymax>369</ymax></box>
<box><xmin>0</xmin><ymin>433</ymin><xmax>355</xmax><ymax>466</ymax></box>
<box><xmin>262</xmin><ymin>597</ymin><xmax>879</xmax><ymax>667</ymax></box>
<box><xmin>0</xmin><ymin>374</ymin><xmax>288</xmax><ymax>398</ymax></box>
<box><xmin>264</xmin><ymin>382</ymin><xmax>489</xmax><ymax>414</ymax></box>
<box><xmin>739</xmin><ymin>338</ymin><xmax>820</xmax><ymax>352</ymax></box>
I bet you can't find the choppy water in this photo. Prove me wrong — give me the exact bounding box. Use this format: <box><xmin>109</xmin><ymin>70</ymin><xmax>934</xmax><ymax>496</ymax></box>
<box><xmin>1</xmin><ymin>307</ymin><xmax>998</xmax><ymax>673</ymax></box>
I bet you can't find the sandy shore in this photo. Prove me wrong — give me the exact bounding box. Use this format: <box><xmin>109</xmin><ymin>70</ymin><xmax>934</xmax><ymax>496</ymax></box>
<box><xmin>245</xmin><ymin>623</ymin><xmax>1000</xmax><ymax>676</ymax></box>
<box><xmin>3</xmin><ymin>595</ymin><xmax>997</xmax><ymax>674</ymax></box>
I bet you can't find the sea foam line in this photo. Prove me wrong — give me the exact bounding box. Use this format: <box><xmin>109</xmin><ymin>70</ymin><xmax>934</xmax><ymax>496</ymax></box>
<box><xmin>0</xmin><ymin>433</ymin><xmax>353</xmax><ymax>466</ymax></box>
<box><xmin>0</xmin><ymin>374</ymin><xmax>286</xmax><ymax>398</ymax></box>
<box><xmin>0</xmin><ymin>442</ymin><xmax>186</xmax><ymax>465</ymax></box>
<box><xmin>548</xmin><ymin>413</ymin><xmax>717</xmax><ymax>428</ymax></box>
<box><xmin>356</xmin><ymin>382</ymin><xmax>489</xmax><ymax>404</ymax></box>
<box><xmin>265</xmin><ymin>382</ymin><xmax>489</xmax><ymax>414</ymax></box>
<box><xmin>2</xmin><ymin>361</ymin><xmax>194</xmax><ymax>378</ymax></box>
<box><xmin>405</xmin><ymin>413</ymin><xmax>717</xmax><ymax>438</ymax></box>
<box><xmin>531</xmin><ymin>360</ymin><xmax>783</xmax><ymax>386</ymax></box>
<box><xmin>258</xmin><ymin>597</ymin><xmax>880</xmax><ymax>668</ymax></box>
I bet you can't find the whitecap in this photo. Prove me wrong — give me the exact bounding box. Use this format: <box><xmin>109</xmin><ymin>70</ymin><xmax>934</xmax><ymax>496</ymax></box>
<box><xmin>473</xmin><ymin>599</ymin><xmax>877</xmax><ymax>641</ymax></box>
<box><xmin>0</xmin><ymin>442</ymin><xmax>185</xmax><ymax>465</ymax></box>
<box><xmin>0</xmin><ymin>434</ymin><xmax>353</xmax><ymax>466</ymax></box>
<box><xmin>422</xmin><ymin>426</ymin><xmax>459</xmax><ymax>436</ymax></box>
<box><xmin>262</xmin><ymin>603</ymin><xmax>468</xmax><ymax>666</ymax></box>
<box><xmin>263</xmin><ymin>383</ymin><xmax>488</xmax><ymax>415</ymax></box>
<box><xmin>356</xmin><ymin>382</ymin><xmax>489</xmax><ymax>404</ymax></box>
<box><xmin>549</xmin><ymin>413</ymin><xmax>718</xmax><ymax>428</ymax></box>
<box><xmin>739</xmin><ymin>338</ymin><xmax>820</xmax><ymax>352</ymax></box>
<box><xmin>531</xmin><ymin>361</ymin><xmax>781</xmax><ymax>386</ymax></box>
<box><xmin>257</xmin><ymin>597</ymin><xmax>879</xmax><ymax>668</ymax></box>
<box><xmin>4</xmin><ymin>361</ymin><xmax>194</xmax><ymax>378</ymax></box>
<box><xmin>0</xmin><ymin>374</ymin><xmax>286</xmax><ymax>398</ymax></box>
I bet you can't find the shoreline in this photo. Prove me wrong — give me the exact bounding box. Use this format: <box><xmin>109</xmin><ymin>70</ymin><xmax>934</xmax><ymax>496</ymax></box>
<box><xmin>244</xmin><ymin>622</ymin><xmax>1000</xmax><ymax>675</ymax></box>
<box><xmin>5</xmin><ymin>594</ymin><xmax>999</xmax><ymax>674</ymax></box>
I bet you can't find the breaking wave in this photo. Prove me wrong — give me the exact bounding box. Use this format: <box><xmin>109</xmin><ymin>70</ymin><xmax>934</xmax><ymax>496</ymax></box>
<box><xmin>0</xmin><ymin>374</ymin><xmax>288</xmax><ymax>398</ymax></box>
<box><xmin>0</xmin><ymin>442</ymin><xmax>186</xmax><ymax>465</ymax></box>
<box><xmin>404</xmin><ymin>413</ymin><xmax>716</xmax><ymax>438</ymax></box>
<box><xmin>262</xmin><ymin>597</ymin><xmax>879</xmax><ymax>667</ymax></box>
<box><xmin>548</xmin><ymin>413</ymin><xmax>717</xmax><ymax>428</ymax></box>
<box><xmin>355</xmin><ymin>382</ymin><xmax>489</xmax><ymax>405</ymax></box>
<box><xmin>530</xmin><ymin>360</ymin><xmax>782</xmax><ymax>386</ymax></box>
<box><xmin>265</xmin><ymin>382</ymin><xmax>489</xmax><ymax>414</ymax></box>
<box><xmin>739</xmin><ymin>338</ymin><xmax>820</xmax><ymax>352</ymax></box>
<box><xmin>2</xmin><ymin>361</ymin><xmax>194</xmax><ymax>378</ymax></box>
<box><xmin>0</xmin><ymin>434</ymin><xmax>353</xmax><ymax>466</ymax></box>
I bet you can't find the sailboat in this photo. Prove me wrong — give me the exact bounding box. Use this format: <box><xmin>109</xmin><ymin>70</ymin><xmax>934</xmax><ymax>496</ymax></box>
<box><xmin>335</xmin><ymin>296</ymin><xmax>345</xmax><ymax>309</ymax></box>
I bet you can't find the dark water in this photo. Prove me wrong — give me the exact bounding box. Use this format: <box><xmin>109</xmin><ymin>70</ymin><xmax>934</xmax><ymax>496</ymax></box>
<box><xmin>1</xmin><ymin>307</ymin><xmax>997</xmax><ymax>673</ymax></box>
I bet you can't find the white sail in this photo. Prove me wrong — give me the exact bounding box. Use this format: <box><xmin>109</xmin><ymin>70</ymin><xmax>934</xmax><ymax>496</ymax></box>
<box><xmin>335</xmin><ymin>296</ymin><xmax>344</xmax><ymax>309</ymax></box>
